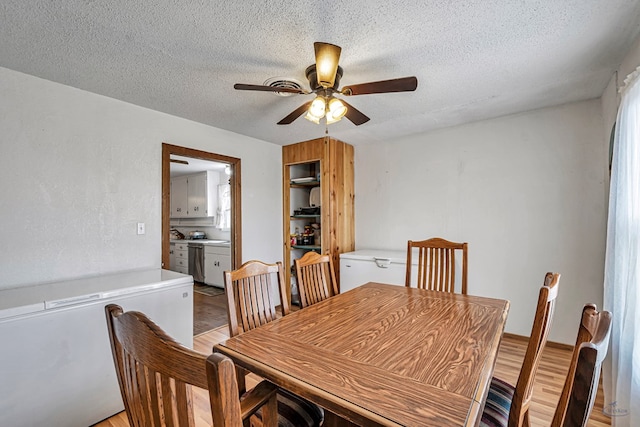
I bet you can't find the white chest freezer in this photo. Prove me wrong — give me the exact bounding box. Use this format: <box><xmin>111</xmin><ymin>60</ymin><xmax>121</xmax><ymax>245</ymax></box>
<box><xmin>0</xmin><ymin>269</ymin><xmax>193</xmax><ymax>427</ymax></box>
<box><xmin>339</xmin><ymin>249</ymin><xmax>417</xmax><ymax>293</ymax></box>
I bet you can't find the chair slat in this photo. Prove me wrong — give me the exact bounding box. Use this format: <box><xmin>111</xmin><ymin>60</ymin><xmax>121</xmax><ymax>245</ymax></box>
<box><xmin>143</xmin><ymin>365</ymin><xmax>160</xmax><ymax>426</ymax></box>
<box><xmin>161</xmin><ymin>374</ymin><xmax>176</xmax><ymax>426</ymax></box>
<box><xmin>174</xmin><ymin>379</ymin><xmax>194</xmax><ymax>426</ymax></box>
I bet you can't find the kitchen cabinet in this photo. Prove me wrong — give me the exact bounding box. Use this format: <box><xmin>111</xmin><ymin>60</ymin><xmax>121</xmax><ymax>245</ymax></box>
<box><xmin>204</xmin><ymin>244</ymin><xmax>231</xmax><ymax>288</ymax></box>
<box><xmin>282</xmin><ymin>137</ymin><xmax>355</xmax><ymax>303</ymax></box>
<box><xmin>171</xmin><ymin>242</ymin><xmax>189</xmax><ymax>274</ymax></box>
<box><xmin>169</xmin><ymin>242</ymin><xmax>175</xmax><ymax>269</ymax></box>
<box><xmin>170</xmin><ymin>171</ymin><xmax>219</xmax><ymax>218</ymax></box>
<box><xmin>170</xmin><ymin>175</ymin><xmax>189</xmax><ymax>217</ymax></box>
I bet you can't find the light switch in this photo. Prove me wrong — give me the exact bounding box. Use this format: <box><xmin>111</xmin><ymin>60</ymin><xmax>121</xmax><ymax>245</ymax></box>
<box><xmin>137</xmin><ymin>222</ymin><xmax>145</xmax><ymax>235</ymax></box>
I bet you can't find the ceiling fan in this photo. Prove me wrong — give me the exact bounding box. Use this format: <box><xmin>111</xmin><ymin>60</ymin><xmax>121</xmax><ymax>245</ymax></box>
<box><xmin>234</xmin><ymin>42</ymin><xmax>418</xmax><ymax>126</ymax></box>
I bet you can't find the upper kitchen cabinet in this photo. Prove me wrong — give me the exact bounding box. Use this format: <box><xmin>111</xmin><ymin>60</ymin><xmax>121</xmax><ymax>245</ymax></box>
<box><xmin>170</xmin><ymin>171</ymin><xmax>220</xmax><ymax>218</ymax></box>
<box><xmin>282</xmin><ymin>137</ymin><xmax>355</xmax><ymax>303</ymax></box>
<box><xmin>170</xmin><ymin>175</ymin><xmax>188</xmax><ymax>217</ymax></box>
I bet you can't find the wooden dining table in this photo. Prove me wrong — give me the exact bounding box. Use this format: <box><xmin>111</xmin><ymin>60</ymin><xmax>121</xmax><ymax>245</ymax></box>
<box><xmin>214</xmin><ymin>282</ymin><xmax>510</xmax><ymax>427</ymax></box>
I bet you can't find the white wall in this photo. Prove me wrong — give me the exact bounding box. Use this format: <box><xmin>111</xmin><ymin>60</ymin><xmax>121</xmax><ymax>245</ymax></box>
<box><xmin>355</xmin><ymin>100</ymin><xmax>607</xmax><ymax>344</ymax></box>
<box><xmin>0</xmin><ymin>67</ymin><xmax>283</xmax><ymax>289</ymax></box>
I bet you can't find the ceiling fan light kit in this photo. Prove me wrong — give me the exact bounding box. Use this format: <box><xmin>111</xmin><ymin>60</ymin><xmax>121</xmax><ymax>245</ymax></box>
<box><xmin>234</xmin><ymin>42</ymin><xmax>418</xmax><ymax>126</ymax></box>
<box><xmin>304</xmin><ymin>95</ymin><xmax>347</xmax><ymax>124</ymax></box>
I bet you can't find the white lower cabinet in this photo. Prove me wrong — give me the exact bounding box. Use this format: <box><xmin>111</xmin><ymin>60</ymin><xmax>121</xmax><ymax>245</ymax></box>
<box><xmin>172</xmin><ymin>242</ymin><xmax>189</xmax><ymax>274</ymax></box>
<box><xmin>204</xmin><ymin>245</ymin><xmax>231</xmax><ymax>288</ymax></box>
<box><xmin>169</xmin><ymin>242</ymin><xmax>175</xmax><ymax>269</ymax></box>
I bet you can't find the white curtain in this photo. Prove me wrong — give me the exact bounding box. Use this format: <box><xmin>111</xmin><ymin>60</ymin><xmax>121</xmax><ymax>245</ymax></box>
<box><xmin>603</xmin><ymin>66</ymin><xmax>640</xmax><ymax>426</ymax></box>
<box><xmin>215</xmin><ymin>183</ymin><xmax>231</xmax><ymax>230</ymax></box>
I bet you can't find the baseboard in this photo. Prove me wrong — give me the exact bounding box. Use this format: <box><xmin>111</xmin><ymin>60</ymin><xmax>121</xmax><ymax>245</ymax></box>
<box><xmin>503</xmin><ymin>332</ymin><xmax>573</xmax><ymax>351</ymax></box>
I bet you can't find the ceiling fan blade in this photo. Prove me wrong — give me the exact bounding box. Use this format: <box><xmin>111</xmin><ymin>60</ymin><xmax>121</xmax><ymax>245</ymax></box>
<box><xmin>340</xmin><ymin>100</ymin><xmax>370</xmax><ymax>126</ymax></box>
<box><xmin>277</xmin><ymin>101</ymin><xmax>313</xmax><ymax>125</ymax></box>
<box><xmin>341</xmin><ymin>76</ymin><xmax>418</xmax><ymax>96</ymax></box>
<box><xmin>314</xmin><ymin>42</ymin><xmax>341</xmax><ymax>88</ymax></box>
<box><xmin>234</xmin><ymin>83</ymin><xmax>307</xmax><ymax>95</ymax></box>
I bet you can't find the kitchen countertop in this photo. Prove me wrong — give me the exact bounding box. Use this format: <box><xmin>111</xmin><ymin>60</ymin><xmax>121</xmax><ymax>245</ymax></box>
<box><xmin>170</xmin><ymin>239</ymin><xmax>230</xmax><ymax>247</ymax></box>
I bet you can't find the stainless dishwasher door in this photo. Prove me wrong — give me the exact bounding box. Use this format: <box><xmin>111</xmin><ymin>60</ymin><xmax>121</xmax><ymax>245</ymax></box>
<box><xmin>188</xmin><ymin>243</ymin><xmax>205</xmax><ymax>283</ymax></box>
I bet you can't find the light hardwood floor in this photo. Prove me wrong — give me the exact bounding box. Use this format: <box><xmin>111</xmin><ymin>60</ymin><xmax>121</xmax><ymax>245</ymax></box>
<box><xmin>95</xmin><ymin>327</ymin><xmax>611</xmax><ymax>427</ymax></box>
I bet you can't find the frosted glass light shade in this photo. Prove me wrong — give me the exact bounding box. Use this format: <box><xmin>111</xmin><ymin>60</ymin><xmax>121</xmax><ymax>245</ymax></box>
<box><xmin>328</xmin><ymin>98</ymin><xmax>347</xmax><ymax>118</ymax></box>
<box><xmin>309</xmin><ymin>97</ymin><xmax>326</xmax><ymax>118</ymax></box>
<box><xmin>304</xmin><ymin>110</ymin><xmax>321</xmax><ymax>124</ymax></box>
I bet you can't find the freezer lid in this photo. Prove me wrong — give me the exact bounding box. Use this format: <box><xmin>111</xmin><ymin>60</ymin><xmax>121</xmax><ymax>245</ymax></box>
<box><xmin>0</xmin><ymin>268</ymin><xmax>193</xmax><ymax>320</ymax></box>
<box><xmin>340</xmin><ymin>249</ymin><xmax>416</xmax><ymax>265</ymax></box>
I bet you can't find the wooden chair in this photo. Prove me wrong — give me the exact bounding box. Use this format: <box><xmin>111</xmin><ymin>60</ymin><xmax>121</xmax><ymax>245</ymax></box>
<box><xmin>480</xmin><ymin>272</ymin><xmax>560</xmax><ymax>427</ymax></box>
<box><xmin>550</xmin><ymin>304</ymin><xmax>612</xmax><ymax>427</ymax></box>
<box><xmin>405</xmin><ymin>237</ymin><xmax>468</xmax><ymax>294</ymax></box>
<box><xmin>294</xmin><ymin>251</ymin><xmax>339</xmax><ymax>308</ymax></box>
<box><xmin>224</xmin><ymin>260</ymin><xmax>290</xmax><ymax>337</ymax></box>
<box><xmin>104</xmin><ymin>304</ymin><xmax>278</xmax><ymax>427</ymax></box>
<box><xmin>224</xmin><ymin>260</ymin><xmax>324</xmax><ymax>427</ymax></box>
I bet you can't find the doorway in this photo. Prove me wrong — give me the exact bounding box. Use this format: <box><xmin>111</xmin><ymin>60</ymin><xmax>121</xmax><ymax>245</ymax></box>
<box><xmin>161</xmin><ymin>143</ymin><xmax>242</xmax><ymax>271</ymax></box>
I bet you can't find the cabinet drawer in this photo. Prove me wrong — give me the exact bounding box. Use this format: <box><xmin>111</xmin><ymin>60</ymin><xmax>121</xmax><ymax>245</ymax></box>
<box><xmin>175</xmin><ymin>258</ymin><xmax>188</xmax><ymax>268</ymax></box>
<box><xmin>175</xmin><ymin>242</ymin><xmax>189</xmax><ymax>251</ymax></box>
<box><xmin>175</xmin><ymin>250</ymin><xmax>188</xmax><ymax>259</ymax></box>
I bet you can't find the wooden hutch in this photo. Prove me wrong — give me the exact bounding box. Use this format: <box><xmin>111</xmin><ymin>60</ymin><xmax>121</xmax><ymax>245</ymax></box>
<box><xmin>282</xmin><ymin>137</ymin><xmax>355</xmax><ymax>303</ymax></box>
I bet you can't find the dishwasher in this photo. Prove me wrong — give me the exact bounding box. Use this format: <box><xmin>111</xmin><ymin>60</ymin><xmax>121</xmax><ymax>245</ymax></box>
<box><xmin>188</xmin><ymin>242</ymin><xmax>205</xmax><ymax>283</ymax></box>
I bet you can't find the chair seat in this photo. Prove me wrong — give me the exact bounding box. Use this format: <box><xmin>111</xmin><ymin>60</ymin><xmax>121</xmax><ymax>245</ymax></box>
<box><xmin>253</xmin><ymin>388</ymin><xmax>324</xmax><ymax>427</ymax></box>
<box><xmin>481</xmin><ymin>376</ymin><xmax>515</xmax><ymax>427</ymax></box>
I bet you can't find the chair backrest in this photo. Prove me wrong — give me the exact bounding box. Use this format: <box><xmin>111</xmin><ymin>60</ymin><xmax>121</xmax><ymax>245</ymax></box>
<box><xmin>551</xmin><ymin>304</ymin><xmax>612</xmax><ymax>427</ymax></box>
<box><xmin>224</xmin><ymin>260</ymin><xmax>289</xmax><ymax>337</ymax></box>
<box><xmin>294</xmin><ymin>251</ymin><xmax>339</xmax><ymax>308</ymax></box>
<box><xmin>405</xmin><ymin>237</ymin><xmax>468</xmax><ymax>294</ymax></box>
<box><xmin>508</xmin><ymin>272</ymin><xmax>561</xmax><ymax>427</ymax></box>
<box><xmin>105</xmin><ymin>304</ymin><xmax>277</xmax><ymax>427</ymax></box>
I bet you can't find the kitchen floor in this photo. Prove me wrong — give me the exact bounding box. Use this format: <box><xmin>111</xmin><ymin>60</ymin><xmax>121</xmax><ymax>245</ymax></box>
<box><xmin>193</xmin><ymin>283</ymin><xmax>228</xmax><ymax>335</ymax></box>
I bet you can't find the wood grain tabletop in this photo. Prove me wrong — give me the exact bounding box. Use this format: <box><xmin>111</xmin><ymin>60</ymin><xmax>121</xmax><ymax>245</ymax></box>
<box><xmin>215</xmin><ymin>282</ymin><xmax>510</xmax><ymax>427</ymax></box>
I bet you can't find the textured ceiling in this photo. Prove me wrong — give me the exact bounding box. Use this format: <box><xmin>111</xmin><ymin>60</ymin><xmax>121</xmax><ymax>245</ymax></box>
<box><xmin>2</xmin><ymin>1</ymin><xmax>640</xmax><ymax>146</ymax></box>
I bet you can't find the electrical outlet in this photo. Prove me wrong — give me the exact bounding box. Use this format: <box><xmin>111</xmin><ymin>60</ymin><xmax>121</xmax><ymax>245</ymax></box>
<box><xmin>137</xmin><ymin>222</ymin><xmax>145</xmax><ymax>235</ymax></box>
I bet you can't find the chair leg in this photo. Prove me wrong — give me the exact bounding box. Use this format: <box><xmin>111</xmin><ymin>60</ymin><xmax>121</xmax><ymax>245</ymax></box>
<box><xmin>261</xmin><ymin>393</ymin><xmax>278</xmax><ymax>427</ymax></box>
<box><xmin>248</xmin><ymin>392</ymin><xmax>277</xmax><ymax>427</ymax></box>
